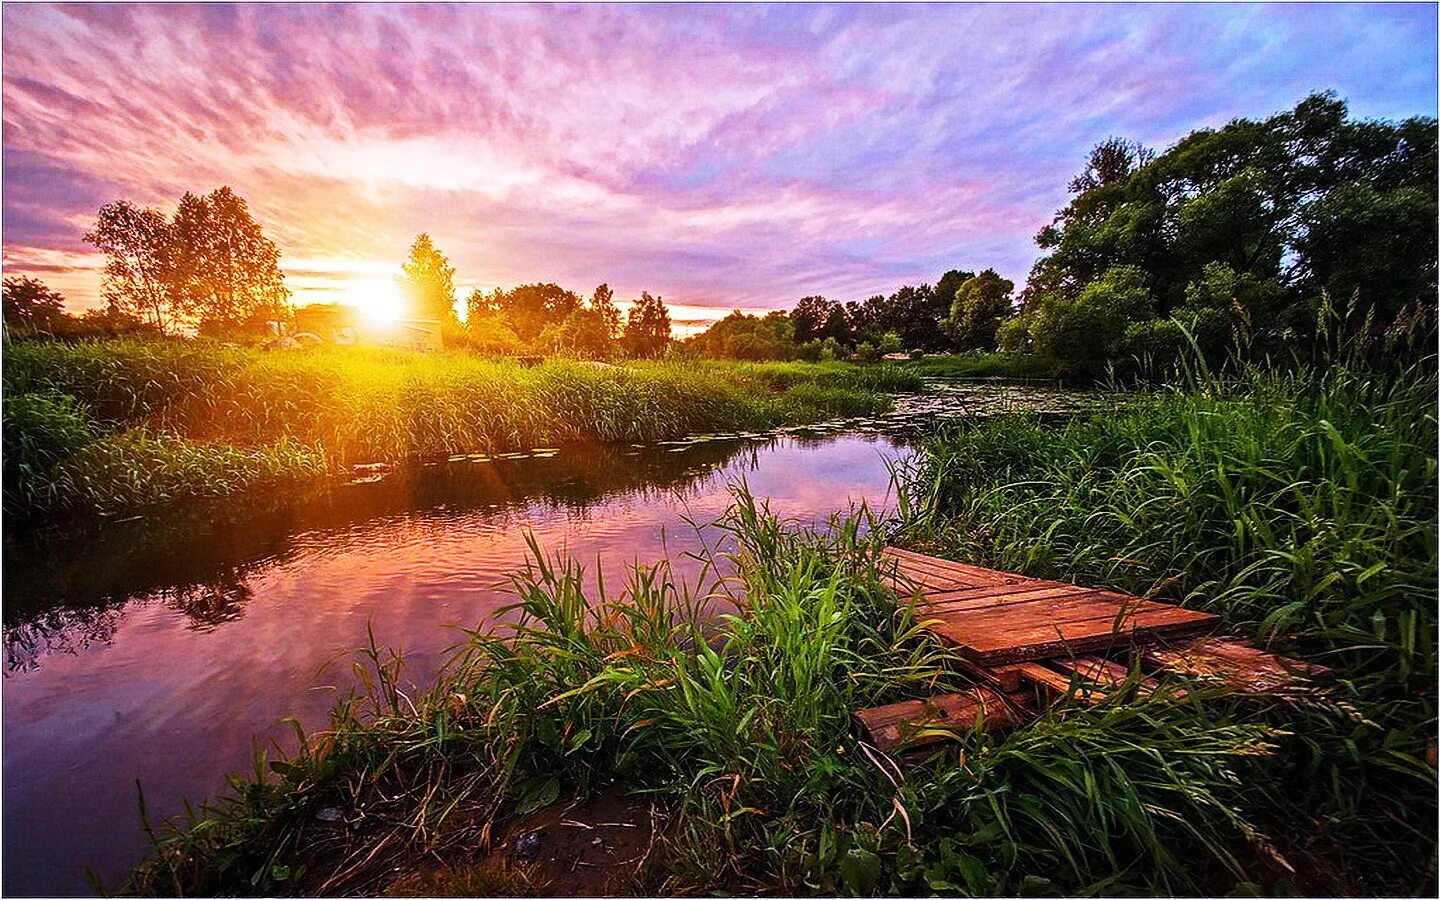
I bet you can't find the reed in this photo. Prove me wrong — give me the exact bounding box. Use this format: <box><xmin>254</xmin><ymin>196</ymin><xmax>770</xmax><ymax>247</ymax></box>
<box><xmin>3</xmin><ymin>341</ymin><xmax>920</xmax><ymax>517</ymax></box>
<box><xmin>894</xmin><ymin>354</ymin><xmax>1438</xmax><ymax>891</ymax></box>
<box><xmin>126</xmin><ymin>489</ymin><xmax>1297</xmax><ymax>897</ymax></box>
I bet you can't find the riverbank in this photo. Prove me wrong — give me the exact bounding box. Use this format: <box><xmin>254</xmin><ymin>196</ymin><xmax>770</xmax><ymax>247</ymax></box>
<box><xmin>122</xmin><ymin>356</ymin><xmax>1436</xmax><ymax>896</ymax></box>
<box><xmin>2</xmin><ymin>340</ymin><xmax>922</xmax><ymax>518</ymax></box>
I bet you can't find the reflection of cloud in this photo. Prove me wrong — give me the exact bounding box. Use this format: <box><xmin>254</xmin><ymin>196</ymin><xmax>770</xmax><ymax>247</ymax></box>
<box><xmin>2</xmin><ymin>4</ymin><xmax>1435</xmax><ymax>317</ymax></box>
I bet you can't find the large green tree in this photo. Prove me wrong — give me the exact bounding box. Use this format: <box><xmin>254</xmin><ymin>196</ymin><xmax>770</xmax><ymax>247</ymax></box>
<box><xmin>1016</xmin><ymin>93</ymin><xmax>1437</xmax><ymax>373</ymax></box>
<box><xmin>84</xmin><ymin>199</ymin><xmax>178</xmax><ymax>332</ymax></box>
<box><xmin>86</xmin><ymin>189</ymin><xmax>291</xmax><ymax>336</ymax></box>
<box><xmin>170</xmin><ymin>187</ymin><xmax>291</xmax><ymax>337</ymax></box>
<box><xmin>943</xmin><ymin>269</ymin><xmax>1015</xmax><ymax>351</ymax></box>
<box><xmin>471</xmin><ymin>283</ymin><xmax>582</xmax><ymax>344</ymax></box>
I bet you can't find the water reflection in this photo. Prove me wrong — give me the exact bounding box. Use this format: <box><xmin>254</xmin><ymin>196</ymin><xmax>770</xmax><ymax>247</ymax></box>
<box><xmin>2</xmin><ymin>432</ymin><xmax>909</xmax><ymax>896</ymax></box>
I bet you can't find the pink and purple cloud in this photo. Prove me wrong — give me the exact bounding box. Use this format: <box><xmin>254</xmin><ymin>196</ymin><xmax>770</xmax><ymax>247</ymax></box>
<box><xmin>2</xmin><ymin>3</ymin><xmax>1436</xmax><ymax>323</ymax></box>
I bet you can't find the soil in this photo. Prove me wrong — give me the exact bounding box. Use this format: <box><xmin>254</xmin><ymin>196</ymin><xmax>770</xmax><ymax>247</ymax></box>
<box><xmin>383</xmin><ymin>791</ymin><xmax>664</xmax><ymax>897</ymax></box>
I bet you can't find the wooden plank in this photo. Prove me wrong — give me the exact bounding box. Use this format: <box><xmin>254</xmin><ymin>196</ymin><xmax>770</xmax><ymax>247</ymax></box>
<box><xmin>854</xmin><ymin>687</ymin><xmax>1029</xmax><ymax>752</ymax></box>
<box><xmin>954</xmin><ymin>657</ymin><xmax>1028</xmax><ymax>692</ymax></box>
<box><xmin>925</xmin><ymin>592</ymin><xmax>1173</xmax><ymax>629</ymax></box>
<box><xmin>1142</xmin><ymin>637</ymin><xmax>1331</xmax><ymax>692</ymax></box>
<box><xmin>916</xmin><ymin>582</ymin><xmax>1070</xmax><ymax>607</ymax></box>
<box><xmin>928</xmin><ymin>608</ymin><xmax>1216</xmax><ymax>665</ymax></box>
<box><xmin>882</xmin><ymin>548</ymin><xmax>1011</xmax><ymax>586</ymax></box>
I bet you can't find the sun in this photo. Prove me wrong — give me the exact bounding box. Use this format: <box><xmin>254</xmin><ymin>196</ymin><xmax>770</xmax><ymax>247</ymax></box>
<box><xmin>345</xmin><ymin>277</ymin><xmax>406</xmax><ymax>323</ymax></box>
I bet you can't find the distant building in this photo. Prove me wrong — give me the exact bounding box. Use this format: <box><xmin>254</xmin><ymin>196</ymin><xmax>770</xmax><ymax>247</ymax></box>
<box><xmin>289</xmin><ymin>304</ymin><xmax>444</xmax><ymax>351</ymax></box>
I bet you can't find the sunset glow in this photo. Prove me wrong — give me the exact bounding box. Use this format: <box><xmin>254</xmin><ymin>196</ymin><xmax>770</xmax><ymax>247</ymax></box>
<box><xmin>2</xmin><ymin>3</ymin><xmax>1436</xmax><ymax>324</ymax></box>
<box><xmin>346</xmin><ymin>278</ymin><xmax>406</xmax><ymax>324</ymax></box>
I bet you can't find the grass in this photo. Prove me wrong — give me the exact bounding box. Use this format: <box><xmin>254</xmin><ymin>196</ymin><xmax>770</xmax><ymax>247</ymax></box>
<box><xmin>2</xmin><ymin>340</ymin><xmax>920</xmax><ymax>517</ymax></box>
<box><xmin>898</xmin><ymin>352</ymin><xmax>1059</xmax><ymax>380</ymax></box>
<box><xmin>126</xmin><ymin>489</ymin><xmax>1325</xmax><ymax>898</ymax></box>
<box><xmin>892</xmin><ymin>353</ymin><xmax>1438</xmax><ymax>893</ymax></box>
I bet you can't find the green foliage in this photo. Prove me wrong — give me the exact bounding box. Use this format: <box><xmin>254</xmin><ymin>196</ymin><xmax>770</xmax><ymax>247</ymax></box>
<box><xmin>461</xmin><ymin>312</ymin><xmax>527</xmax><ymax>355</ymax></box>
<box><xmin>621</xmin><ymin>292</ymin><xmax>672</xmax><ymax>358</ymax></box>
<box><xmin>125</xmin><ymin>491</ymin><xmax>1291</xmax><ymax>897</ymax></box>
<box><xmin>2</xmin><ymin>392</ymin><xmax>100</xmax><ymax>508</ymax></box>
<box><xmin>943</xmin><ymin>269</ymin><xmax>1015</xmax><ymax>351</ymax></box>
<box><xmin>896</xmin><ymin>356</ymin><xmax>1438</xmax><ymax>891</ymax></box>
<box><xmin>1024</xmin><ymin>92</ymin><xmax>1438</xmax><ymax>374</ymax></box>
<box><xmin>2</xmin><ymin>341</ymin><xmax>921</xmax><ymax>518</ymax></box>
<box><xmin>469</xmin><ymin>282</ymin><xmax>582</xmax><ymax>344</ymax></box>
<box><xmin>685</xmin><ymin>310</ymin><xmax>798</xmax><ymax>360</ymax></box>
<box><xmin>85</xmin><ymin>187</ymin><xmax>291</xmax><ymax>335</ymax></box>
<box><xmin>1029</xmin><ymin>264</ymin><xmax>1155</xmax><ymax>376</ymax></box>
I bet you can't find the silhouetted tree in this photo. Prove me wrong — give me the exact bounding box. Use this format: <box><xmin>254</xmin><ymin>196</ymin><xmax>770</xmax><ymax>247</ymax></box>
<box><xmin>591</xmin><ymin>283</ymin><xmax>622</xmax><ymax>340</ymax></box>
<box><xmin>85</xmin><ymin>200</ymin><xmax>176</xmax><ymax>331</ymax></box>
<box><xmin>169</xmin><ymin>187</ymin><xmax>290</xmax><ymax>337</ymax></box>
<box><xmin>623</xmin><ymin>292</ymin><xmax>672</xmax><ymax>358</ymax></box>
<box><xmin>400</xmin><ymin>233</ymin><xmax>457</xmax><ymax>323</ymax></box>
<box><xmin>2</xmin><ymin>277</ymin><xmax>67</xmax><ymax>336</ymax></box>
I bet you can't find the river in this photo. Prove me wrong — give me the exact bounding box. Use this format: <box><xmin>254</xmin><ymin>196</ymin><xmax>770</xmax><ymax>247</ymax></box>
<box><xmin>2</xmin><ymin>381</ymin><xmax>1086</xmax><ymax>895</ymax></box>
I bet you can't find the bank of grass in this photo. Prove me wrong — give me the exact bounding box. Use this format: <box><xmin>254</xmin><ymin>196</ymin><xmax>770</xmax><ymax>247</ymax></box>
<box><xmin>893</xmin><ymin>355</ymin><xmax>1438</xmax><ymax>892</ymax></box>
<box><xmin>899</xmin><ymin>351</ymin><xmax>1059</xmax><ymax>380</ymax></box>
<box><xmin>126</xmin><ymin>492</ymin><xmax>1295</xmax><ymax>897</ymax></box>
<box><xmin>3</xmin><ymin>340</ymin><xmax>920</xmax><ymax>517</ymax></box>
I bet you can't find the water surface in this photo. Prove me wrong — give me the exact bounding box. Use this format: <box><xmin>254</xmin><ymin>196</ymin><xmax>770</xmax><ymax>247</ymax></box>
<box><xmin>3</xmin><ymin>380</ymin><xmax>1092</xmax><ymax>895</ymax></box>
<box><xmin>4</xmin><ymin>431</ymin><xmax>913</xmax><ymax>895</ymax></box>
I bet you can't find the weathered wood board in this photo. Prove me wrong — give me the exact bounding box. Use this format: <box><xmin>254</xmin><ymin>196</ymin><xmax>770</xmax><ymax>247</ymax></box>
<box><xmin>853</xmin><ymin>687</ymin><xmax>1029</xmax><ymax>752</ymax></box>
<box><xmin>1142</xmin><ymin>636</ymin><xmax>1332</xmax><ymax>692</ymax></box>
<box><xmin>857</xmin><ymin>548</ymin><xmax>1331</xmax><ymax>755</ymax></box>
<box><xmin>883</xmin><ymin>546</ymin><xmax>1218</xmax><ymax>664</ymax></box>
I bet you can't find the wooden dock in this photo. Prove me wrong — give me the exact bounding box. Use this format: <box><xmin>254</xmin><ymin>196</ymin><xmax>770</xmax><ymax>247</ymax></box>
<box><xmin>854</xmin><ymin>547</ymin><xmax>1330</xmax><ymax>754</ymax></box>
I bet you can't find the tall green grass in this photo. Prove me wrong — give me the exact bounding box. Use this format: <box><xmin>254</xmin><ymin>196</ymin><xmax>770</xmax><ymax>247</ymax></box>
<box><xmin>894</xmin><ymin>357</ymin><xmax>1438</xmax><ymax>892</ymax></box>
<box><xmin>126</xmin><ymin>491</ymin><xmax>1300</xmax><ymax>897</ymax></box>
<box><xmin>3</xmin><ymin>341</ymin><xmax>920</xmax><ymax>517</ymax></box>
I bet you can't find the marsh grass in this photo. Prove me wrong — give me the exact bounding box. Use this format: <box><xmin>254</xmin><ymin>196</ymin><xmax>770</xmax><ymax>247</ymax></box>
<box><xmin>3</xmin><ymin>341</ymin><xmax>920</xmax><ymax>516</ymax></box>
<box><xmin>126</xmin><ymin>490</ymin><xmax>1298</xmax><ymax>897</ymax></box>
<box><xmin>893</xmin><ymin>352</ymin><xmax>1438</xmax><ymax>892</ymax></box>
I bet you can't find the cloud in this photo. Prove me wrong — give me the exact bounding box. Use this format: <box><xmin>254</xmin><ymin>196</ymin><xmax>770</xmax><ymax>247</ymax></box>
<box><xmin>3</xmin><ymin>3</ymin><xmax>1435</xmax><ymax>315</ymax></box>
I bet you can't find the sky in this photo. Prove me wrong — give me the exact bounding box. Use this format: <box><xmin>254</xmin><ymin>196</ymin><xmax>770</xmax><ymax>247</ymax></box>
<box><xmin>2</xmin><ymin>3</ymin><xmax>1436</xmax><ymax>328</ymax></box>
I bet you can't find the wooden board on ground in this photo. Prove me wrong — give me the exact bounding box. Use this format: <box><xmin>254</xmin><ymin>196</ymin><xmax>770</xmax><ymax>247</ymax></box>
<box><xmin>1142</xmin><ymin>636</ymin><xmax>1332</xmax><ymax>692</ymax></box>
<box><xmin>854</xmin><ymin>687</ymin><xmax>1029</xmax><ymax>752</ymax></box>
<box><xmin>883</xmin><ymin>547</ymin><xmax>1219</xmax><ymax>665</ymax></box>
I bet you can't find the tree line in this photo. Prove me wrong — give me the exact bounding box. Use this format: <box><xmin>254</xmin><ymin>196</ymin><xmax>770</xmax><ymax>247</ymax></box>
<box><xmin>5</xmin><ymin>91</ymin><xmax>1433</xmax><ymax>373</ymax></box>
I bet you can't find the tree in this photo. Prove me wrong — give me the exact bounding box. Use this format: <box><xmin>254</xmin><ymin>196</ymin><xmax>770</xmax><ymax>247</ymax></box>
<box><xmin>790</xmin><ymin>295</ymin><xmax>849</xmax><ymax>344</ymax></box>
<box><xmin>2</xmin><ymin>276</ymin><xmax>67</xmax><ymax>336</ymax></box>
<box><xmin>622</xmin><ymin>292</ymin><xmax>672</xmax><ymax>358</ymax></box>
<box><xmin>944</xmin><ymin>269</ymin><xmax>1015</xmax><ymax>351</ymax></box>
<box><xmin>477</xmin><ymin>283</ymin><xmax>582</xmax><ymax>344</ymax></box>
<box><xmin>1024</xmin><ymin>92</ymin><xmax>1437</xmax><ymax>368</ymax></box>
<box><xmin>591</xmin><ymin>283</ymin><xmax>622</xmax><ymax>340</ymax></box>
<box><xmin>399</xmin><ymin>234</ymin><xmax>457</xmax><ymax>324</ymax></box>
<box><xmin>168</xmin><ymin>187</ymin><xmax>290</xmax><ymax>337</ymax></box>
<box><xmin>85</xmin><ymin>200</ymin><xmax>176</xmax><ymax>331</ymax></box>
<box><xmin>686</xmin><ymin>310</ymin><xmax>797</xmax><ymax>360</ymax></box>
<box><xmin>1030</xmin><ymin>265</ymin><xmax>1155</xmax><ymax>376</ymax></box>
<box><xmin>548</xmin><ymin>307</ymin><xmax>617</xmax><ymax>359</ymax></box>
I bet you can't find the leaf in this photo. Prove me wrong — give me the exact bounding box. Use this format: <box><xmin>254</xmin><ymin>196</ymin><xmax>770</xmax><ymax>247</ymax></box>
<box><xmin>840</xmin><ymin>847</ymin><xmax>881</xmax><ymax>896</ymax></box>
<box><xmin>514</xmin><ymin>775</ymin><xmax>560</xmax><ymax>815</ymax></box>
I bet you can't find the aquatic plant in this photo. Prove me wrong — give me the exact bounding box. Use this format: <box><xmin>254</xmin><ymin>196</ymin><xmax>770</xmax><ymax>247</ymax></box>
<box><xmin>125</xmin><ymin>490</ymin><xmax>1294</xmax><ymax>897</ymax></box>
<box><xmin>2</xmin><ymin>341</ymin><xmax>922</xmax><ymax>517</ymax></box>
<box><xmin>894</xmin><ymin>354</ymin><xmax>1438</xmax><ymax>892</ymax></box>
